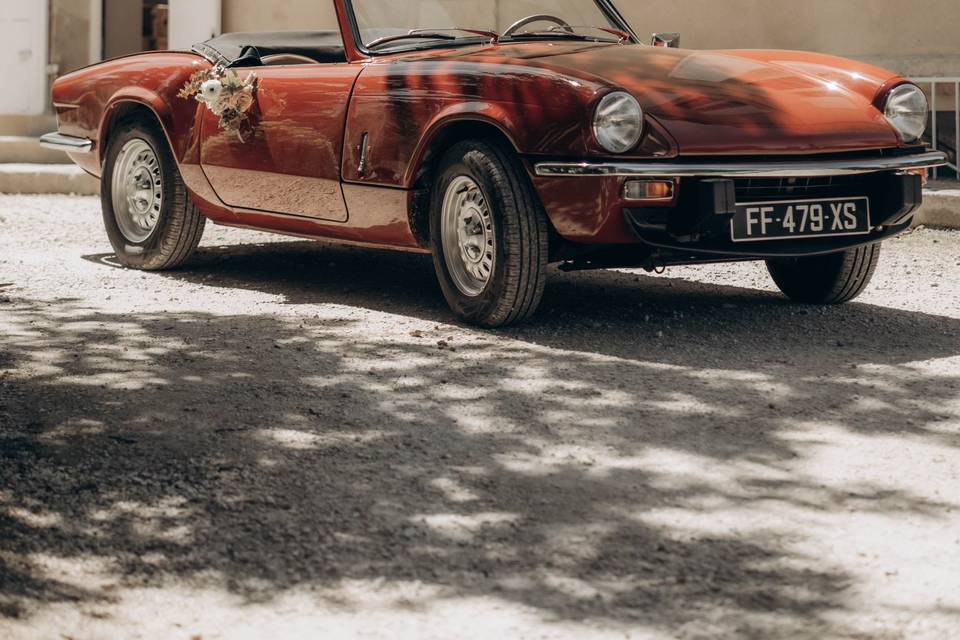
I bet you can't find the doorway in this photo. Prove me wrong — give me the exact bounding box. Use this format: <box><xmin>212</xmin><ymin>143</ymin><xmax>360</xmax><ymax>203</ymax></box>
<box><xmin>103</xmin><ymin>0</ymin><xmax>169</xmax><ymax>59</ymax></box>
<box><xmin>102</xmin><ymin>0</ymin><xmax>220</xmax><ymax>59</ymax></box>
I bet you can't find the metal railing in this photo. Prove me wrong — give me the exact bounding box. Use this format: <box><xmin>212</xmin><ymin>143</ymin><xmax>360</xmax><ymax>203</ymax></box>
<box><xmin>911</xmin><ymin>77</ymin><xmax>959</xmax><ymax>182</ymax></box>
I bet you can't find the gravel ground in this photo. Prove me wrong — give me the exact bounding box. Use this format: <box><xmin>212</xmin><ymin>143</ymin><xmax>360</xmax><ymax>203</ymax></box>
<box><xmin>1</xmin><ymin>194</ymin><xmax>959</xmax><ymax>640</ymax></box>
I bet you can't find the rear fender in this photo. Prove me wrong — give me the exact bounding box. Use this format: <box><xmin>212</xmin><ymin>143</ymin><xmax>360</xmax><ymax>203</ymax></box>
<box><xmin>99</xmin><ymin>87</ymin><xmax>203</xmax><ymax>168</ymax></box>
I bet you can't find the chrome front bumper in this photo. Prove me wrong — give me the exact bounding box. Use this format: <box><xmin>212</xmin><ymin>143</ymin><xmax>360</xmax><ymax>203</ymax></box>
<box><xmin>534</xmin><ymin>150</ymin><xmax>949</xmax><ymax>178</ymax></box>
<box><xmin>39</xmin><ymin>132</ymin><xmax>94</xmax><ymax>153</ymax></box>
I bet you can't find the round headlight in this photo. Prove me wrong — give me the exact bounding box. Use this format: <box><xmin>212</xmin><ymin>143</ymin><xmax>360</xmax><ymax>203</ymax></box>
<box><xmin>884</xmin><ymin>84</ymin><xmax>928</xmax><ymax>143</ymax></box>
<box><xmin>594</xmin><ymin>92</ymin><xmax>644</xmax><ymax>153</ymax></box>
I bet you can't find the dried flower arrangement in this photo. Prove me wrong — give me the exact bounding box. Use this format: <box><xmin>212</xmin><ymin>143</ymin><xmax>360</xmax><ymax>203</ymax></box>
<box><xmin>179</xmin><ymin>68</ymin><xmax>258</xmax><ymax>140</ymax></box>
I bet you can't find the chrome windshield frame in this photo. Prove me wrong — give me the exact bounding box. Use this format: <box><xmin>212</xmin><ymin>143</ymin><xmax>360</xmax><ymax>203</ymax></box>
<box><xmin>343</xmin><ymin>0</ymin><xmax>638</xmax><ymax>57</ymax></box>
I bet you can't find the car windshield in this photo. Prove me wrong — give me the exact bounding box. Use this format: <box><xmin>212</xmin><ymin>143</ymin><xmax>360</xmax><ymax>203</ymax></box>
<box><xmin>349</xmin><ymin>0</ymin><xmax>626</xmax><ymax>51</ymax></box>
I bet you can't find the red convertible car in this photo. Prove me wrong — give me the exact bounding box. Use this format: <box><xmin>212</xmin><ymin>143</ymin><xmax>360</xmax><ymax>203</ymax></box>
<box><xmin>43</xmin><ymin>0</ymin><xmax>946</xmax><ymax>326</ymax></box>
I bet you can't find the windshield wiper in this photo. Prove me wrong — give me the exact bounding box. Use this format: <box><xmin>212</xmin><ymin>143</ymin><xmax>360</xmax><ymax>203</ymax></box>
<box><xmin>368</xmin><ymin>28</ymin><xmax>500</xmax><ymax>50</ymax></box>
<box><xmin>505</xmin><ymin>26</ymin><xmax>630</xmax><ymax>44</ymax></box>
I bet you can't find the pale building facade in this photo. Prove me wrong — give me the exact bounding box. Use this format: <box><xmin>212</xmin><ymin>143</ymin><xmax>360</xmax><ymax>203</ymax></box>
<box><xmin>222</xmin><ymin>0</ymin><xmax>960</xmax><ymax>76</ymax></box>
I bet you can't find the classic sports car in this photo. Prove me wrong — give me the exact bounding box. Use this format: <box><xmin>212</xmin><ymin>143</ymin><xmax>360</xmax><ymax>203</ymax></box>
<box><xmin>43</xmin><ymin>0</ymin><xmax>946</xmax><ymax>326</ymax></box>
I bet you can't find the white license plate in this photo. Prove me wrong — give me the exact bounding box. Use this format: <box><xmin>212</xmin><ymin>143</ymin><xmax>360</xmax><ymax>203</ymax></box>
<box><xmin>730</xmin><ymin>197</ymin><xmax>872</xmax><ymax>243</ymax></box>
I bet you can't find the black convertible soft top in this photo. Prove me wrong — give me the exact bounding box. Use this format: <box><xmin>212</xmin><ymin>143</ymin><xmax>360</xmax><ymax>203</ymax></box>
<box><xmin>192</xmin><ymin>31</ymin><xmax>347</xmax><ymax>66</ymax></box>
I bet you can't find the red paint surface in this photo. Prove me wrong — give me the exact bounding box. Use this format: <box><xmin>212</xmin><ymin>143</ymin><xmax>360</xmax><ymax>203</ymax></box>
<box><xmin>199</xmin><ymin>64</ymin><xmax>361</xmax><ymax>222</ymax></box>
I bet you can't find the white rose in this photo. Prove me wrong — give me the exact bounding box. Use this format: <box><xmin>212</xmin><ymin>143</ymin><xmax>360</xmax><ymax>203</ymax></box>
<box><xmin>198</xmin><ymin>79</ymin><xmax>223</xmax><ymax>105</ymax></box>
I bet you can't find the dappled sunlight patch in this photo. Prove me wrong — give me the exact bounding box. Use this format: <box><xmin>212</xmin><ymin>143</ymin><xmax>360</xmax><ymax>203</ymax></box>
<box><xmin>540</xmin><ymin>572</ymin><xmax>621</xmax><ymax>602</ymax></box>
<box><xmin>492</xmin><ymin>452</ymin><xmax>558</xmax><ymax>476</ymax></box>
<box><xmin>506</xmin><ymin>441</ymin><xmax>651</xmax><ymax>475</ymax></box>
<box><xmin>848</xmin><ymin>396</ymin><xmax>898</xmax><ymax>412</ymax></box>
<box><xmin>444</xmin><ymin>404</ymin><xmax>522</xmax><ymax>435</ymax></box>
<box><xmin>298</xmin><ymin>373</ymin><xmax>354</xmax><ymax>389</ymax></box>
<box><xmin>82</xmin><ymin>344</ymin><xmax>164</xmax><ymax>363</ymax></box>
<box><xmin>40</xmin><ymin>418</ymin><xmax>106</xmax><ymax>440</ymax></box>
<box><xmin>341</xmin><ymin>352</ymin><xmax>440</xmax><ymax>375</ymax></box>
<box><xmin>924</xmin><ymin>420</ymin><xmax>960</xmax><ymax>435</ymax></box>
<box><xmin>777</xmin><ymin>421</ymin><xmax>960</xmax><ymax>493</ymax></box>
<box><xmin>503</xmin><ymin>380</ymin><xmax>634</xmax><ymax>411</ymax></box>
<box><xmin>273</xmin><ymin>336</ymin><xmax>315</xmax><ymax>349</ymax></box>
<box><xmin>646</xmin><ymin>391</ymin><xmax>744</xmax><ymax>417</ymax></box>
<box><xmin>58</xmin><ymin>370</ymin><xmax>169</xmax><ymax>390</ymax></box>
<box><xmin>80</xmin><ymin>499</ymin><xmax>201</xmax><ymax>548</ymax></box>
<box><xmin>257</xmin><ymin>427</ymin><xmax>394</xmax><ymax>450</ymax></box>
<box><xmin>225</xmin><ymin>371</ymin><xmax>256</xmax><ymax>379</ymax></box>
<box><xmin>3</xmin><ymin>357</ymin><xmax>62</xmax><ymax>379</ymax></box>
<box><xmin>0</xmin><ymin>307</ymin><xmax>204</xmax><ymax>387</ymax></box>
<box><xmin>428</xmin><ymin>477</ymin><xmax>481</xmax><ymax>503</ymax></box>
<box><xmin>417</xmin><ymin>512</ymin><xmax>520</xmax><ymax>543</ymax></box>
<box><xmin>632</xmin><ymin>505</ymin><xmax>773</xmax><ymax>537</ymax></box>
<box><xmin>494</xmin><ymin>447</ymin><xmax>629</xmax><ymax>476</ymax></box>
<box><xmin>445</xmin><ymin>465</ymin><xmax>492</xmax><ymax>478</ymax></box>
<box><xmin>537</xmin><ymin>410</ymin><xmax>623</xmax><ymax>428</ymax></box>
<box><xmin>688</xmin><ymin>369</ymin><xmax>796</xmax><ymax>399</ymax></box>
<box><xmin>5</xmin><ymin>508</ymin><xmax>63</xmax><ymax>530</ymax></box>
<box><xmin>595</xmin><ymin>448</ymin><xmax>801</xmax><ymax>508</ymax></box>
<box><xmin>131</xmin><ymin>523</ymin><xmax>193</xmax><ymax>545</ymax></box>
<box><xmin>538</xmin><ymin>522</ymin><xmax>614</xmax><ymax>564</ymax></box>
<box><xmin>88</xmin><ymin>497</ymin><xmax>193</xmax><ymax>522</ymax></box>
<box><xmin>498</xmin><ymin>364</ymin><xmax>555</xmax><ymax>390</ymax></box>
<box><xmin>825</xmin><ymin>371</ymin><xmax>911</xmax><ymax>395</ymax></box>
<box><xmin>430</xmin><ymin>384</ymin><xmax>492</xmax><ymax>402</ymax></box>
<box><xmin>371</xmin><ymin>398</ymin><xmax>445</xmax><ymax>424</ymax></box>
<box><xmin>16</xmin><ymin>552</ymin><xmax>118</xmax><ymax>595</ymax></box>
<box><xmin>378</xmin><ymin>375</ymin><xmax>432</xmax><ymax>391</ymax></box>
<box><xmin>690</xmin><ymin>369</ymin><xmax>777</xmax><ymax>383</ymax></box>
<box><xmin>905</xmin><ymin>354</ymin><xmax>960</xmax><ymax>378</ymax></box>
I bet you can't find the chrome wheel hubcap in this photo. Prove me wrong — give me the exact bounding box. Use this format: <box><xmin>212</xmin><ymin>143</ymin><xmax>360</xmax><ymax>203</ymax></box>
<box><xmin>441</xmin><ymin>176</ymin><xmax>495</xmax><ymax>297</ymax></box>
<box><xmin>112</xmin><ymin>139</ymin><xmax>163</xmax><ymax>243</ymax></box>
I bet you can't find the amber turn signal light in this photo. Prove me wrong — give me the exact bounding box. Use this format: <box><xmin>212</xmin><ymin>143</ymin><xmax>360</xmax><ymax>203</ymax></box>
<box><xmin>905</xmin><ymin>167</ymin><xmax>929</xmax><ymax>186</ymax></box>
<box><xmin>623</xmin><ymin>179</ymin><xmax>675</xmax><ymax>201</ymax></box>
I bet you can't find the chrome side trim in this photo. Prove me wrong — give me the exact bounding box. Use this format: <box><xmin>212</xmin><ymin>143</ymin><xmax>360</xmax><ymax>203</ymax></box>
<box><xmin>40</xmin><ymin>132</ymin><xmax>94</xmax><ymax>153</ymax></box>
<box><xmin>534</xmin><ymin>151</ymin><xmax>949</xmax><ymax>178</ymax></box>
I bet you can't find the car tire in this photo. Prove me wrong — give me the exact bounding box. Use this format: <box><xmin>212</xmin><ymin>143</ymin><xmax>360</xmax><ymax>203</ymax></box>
<box><xmin>766</xmin><ymin>244</ymin><xmax>881</xmax><ymax>304</ymax></box>
<box><xmin>101</xmin><ymin>118</ymin><xmax>205</xmax><ymax>270</ymax></box>
<box><xmin>430</xmin><ymin>140</ymin><xmax>549</xmax><ymax>328</ymax></box>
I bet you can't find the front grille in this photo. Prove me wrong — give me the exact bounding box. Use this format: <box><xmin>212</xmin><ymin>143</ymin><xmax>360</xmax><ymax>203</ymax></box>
<box><xmin>734</xmin><ymin>175</ymin><xmax>869</xmax><ymax>202</ymax></box>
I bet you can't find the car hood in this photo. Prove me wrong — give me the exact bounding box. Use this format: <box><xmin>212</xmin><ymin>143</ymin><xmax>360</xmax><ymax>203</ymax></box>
<box><xmin>495</xmin><ymin>44</ymin><xmax>903</xmax><ymax>155</ymax></box>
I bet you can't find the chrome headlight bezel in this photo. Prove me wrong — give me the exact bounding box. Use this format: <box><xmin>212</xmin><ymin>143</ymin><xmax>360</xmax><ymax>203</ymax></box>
<box><xmin>883</xmin><ymin>84</ymin><xmax>929</xmax><ymax>143</ymax></box>
<box><xmin>593</xmin><ymin>91</ymin><xmax>644</xmax><ymax>154</ymax></box>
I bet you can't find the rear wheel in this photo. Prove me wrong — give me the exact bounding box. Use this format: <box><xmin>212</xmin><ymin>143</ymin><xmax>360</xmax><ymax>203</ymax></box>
<box><xmin>766</xmin><ymin>244</ymin><xmax>881</xmax><ymax>304</ymax></box>
<box><xmin>430</xmin><ymin>141</ymin><xmax>549</xmax><ymax>327</ymax></box>
<box><xmin>101</xmin><ymin>118</ymin><xmax>205</xmax><ymax>270</ymax></box>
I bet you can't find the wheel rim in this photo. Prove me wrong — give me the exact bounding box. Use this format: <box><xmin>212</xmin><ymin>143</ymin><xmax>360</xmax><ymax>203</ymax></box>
<box><xmin>111</xmin><ymin>139</ymin><xmax>163</xmax><ymax>243</ymax></box>
<box><xmin>441</xmin><ymin>176</ymin><xmax>496</xmax><ymax>297</ymax></box>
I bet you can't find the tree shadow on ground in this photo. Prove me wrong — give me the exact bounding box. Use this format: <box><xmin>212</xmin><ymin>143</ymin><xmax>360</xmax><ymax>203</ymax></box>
<box><xmin>1</xmin><ymin>242</ymin><xmax>958</xmax><ymax>636</ymax></box>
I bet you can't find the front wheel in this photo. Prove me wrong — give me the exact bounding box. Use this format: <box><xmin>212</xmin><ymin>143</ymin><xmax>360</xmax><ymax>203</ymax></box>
<box><xmin>430</xmin><ymin>141</ymin><xmax>549</xmax><ymax>327</ymax></box>
<box><xmin>101</xmin><ymin>118</ymin><xmax>205</xmax><ymax>270</ymax></box>
<box><xmin>766</xmin><ymin>244</ymin><xmax>881</xmax><ymax>304</ymax></box>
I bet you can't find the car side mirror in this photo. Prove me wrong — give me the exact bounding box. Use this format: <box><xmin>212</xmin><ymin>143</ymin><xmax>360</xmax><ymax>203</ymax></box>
<box><xmin>651</xmin><ymin>33</ymin><xmax>680</xmax><ymax>48</ymax></box>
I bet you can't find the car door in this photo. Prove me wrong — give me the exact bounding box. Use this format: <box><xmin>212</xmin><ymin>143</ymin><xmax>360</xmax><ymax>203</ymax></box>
<box><xmin>199</xmin><ymin>64</ymin><xmax>361</xmax><ymax>222</ymax></box>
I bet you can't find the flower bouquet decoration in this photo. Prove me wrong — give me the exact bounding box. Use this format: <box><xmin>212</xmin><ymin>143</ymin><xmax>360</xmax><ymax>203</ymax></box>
<box><xmin>179</xmin><ymin>68</ymin><xmax>258</xmax><ymax>141</ymax></box>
